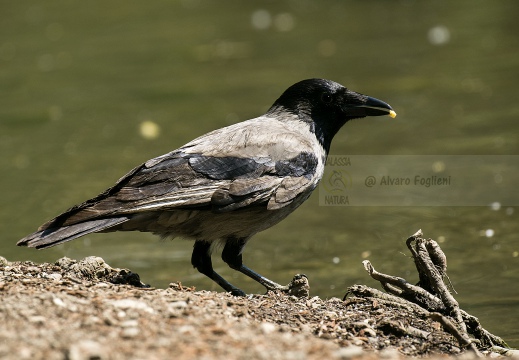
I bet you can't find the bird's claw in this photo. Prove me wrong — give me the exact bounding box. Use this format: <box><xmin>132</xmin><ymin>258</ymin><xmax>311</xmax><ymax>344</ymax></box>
<box><xmin>265</xmin><ymin>274</ymin><xmax>309</xmax><ymax>298</ymax></box>
<box><xmin>230</xmin><ymin>288</ymin><xmax>247</xmax><ymax>297</ymax></box>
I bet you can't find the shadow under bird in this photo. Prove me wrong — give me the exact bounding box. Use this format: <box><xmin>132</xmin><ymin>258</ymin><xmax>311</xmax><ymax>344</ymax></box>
<box><xmin>17</xmin><ymin>78</ymin><xmax>396</xmax><ymax>296</ymax></box>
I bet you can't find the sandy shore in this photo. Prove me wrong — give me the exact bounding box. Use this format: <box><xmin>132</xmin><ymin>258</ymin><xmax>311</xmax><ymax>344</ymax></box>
<box><xmin>0</xmin><ymin>256</ymin><xmax>510</xmax><ymax>360</ymax></box>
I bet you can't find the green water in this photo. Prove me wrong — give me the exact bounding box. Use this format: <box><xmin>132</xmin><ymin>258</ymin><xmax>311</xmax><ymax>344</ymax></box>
<box><xmin>1</xmin><ymin>1</ymin><xmax>518</xmax><ymax>346</ymax></box>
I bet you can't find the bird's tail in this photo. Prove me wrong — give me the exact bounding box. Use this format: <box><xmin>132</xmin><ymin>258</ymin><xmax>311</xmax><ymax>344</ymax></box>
<box><xmin>17</xmin><ymin>216</ymin><xmax>131</xmax><ymax>249</ymax></box>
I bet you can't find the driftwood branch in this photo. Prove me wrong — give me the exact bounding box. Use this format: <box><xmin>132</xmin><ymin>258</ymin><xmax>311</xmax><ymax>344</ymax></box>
<box><xmin>429</xmin><ymin>312</ymin><xmax>480</xmax><ymax>355</ymax></box>
<box><xmin>347</xmin><ymin>229</ymin><xmax>510</xmax><ymax>357</ymax></box>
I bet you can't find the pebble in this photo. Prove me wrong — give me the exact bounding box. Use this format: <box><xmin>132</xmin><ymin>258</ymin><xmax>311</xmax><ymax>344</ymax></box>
<box><xmin>335</xmin><ymin>345</ymin><xmax>364</xmax><ymax>359</ymax></box>
<box><xmin>324</xmin><ymin>311</ymin><xmax>338</xmax><ymax>319</ymax></box>
<box><xmin>120</xmin><ymin>320</ymin><xmax>139</xmax><ymax>328</ymax></box>
<box><xmin>46</xmin><ymin>273</ymin><xmax>62</xmax><ymax>281</ymax></box>
<box><xmin>109</xmin><ymin>299</ymin><xmax>155</xmax><ymax>314</ymax></box>
<box><xmin>68</xmin><ymin>340</ymin><xmax>105</xmax><ymax>360</ymax></box>
<box><xmin>121</xmin><ymin>327</ymin><xmax>140</xmax><ymax>338</ymax></box>
<box><xmin>379</xmin><ymin>348</ymin><xmax>401</xmax><ymax>359</ymax></box>
<box><xmin>260</xmin><ymin>321</ymin><xmax>277</xmax><ymax>334</ymax></box>
<box><xmin>28</xmin><ymin>316</ymin><xmax>46</xmax><ymax>324</ymax></box>
<box><xmin>167</xmin><ymin>300</ymin><xmax>189</xmax><ymax>317</ymax></box>
<box><xmin>178</xmin><ymin>325</ymin><xmax>195</xmax><ymax>335</ymax></box>
<box><xmin>169</xmin><ymin>300</ymin><xmax>188</xmax><ymax>309</ymax></box>
<box><xmin>52</xmin><ymin>297</ymin><xmax>67</xmax><ymax>308</ymax></box>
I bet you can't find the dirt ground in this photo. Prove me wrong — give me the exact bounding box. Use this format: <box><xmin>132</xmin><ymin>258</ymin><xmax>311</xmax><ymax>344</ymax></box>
<box><xmin>0</xmin><ymin>255</ymin><xmax>514</xmax><ymax>360</ymax></box>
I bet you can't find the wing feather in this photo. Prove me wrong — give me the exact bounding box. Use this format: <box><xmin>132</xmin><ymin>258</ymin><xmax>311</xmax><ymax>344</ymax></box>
<box><xmin>37</xmin><ymin>116</ymin><xmax>322</xmax><ymax>231</ymax></box>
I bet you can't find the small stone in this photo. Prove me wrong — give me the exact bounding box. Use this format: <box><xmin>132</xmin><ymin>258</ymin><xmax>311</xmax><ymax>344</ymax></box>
<box><xmin>28</xmin><ymin>316</ymin><xmax>46</xmax><ymax>324</ymax></box>
<box><xmin>167</xmin><ymin>300</ymin><xmax>188</xmax><ymax>317</ymax></box>
<box><xmin>120</xmin><ymin>320</ymin><xmax>139</xmax><ymax>328</ymax></box>
<box><xmin>121</xmin><ymin>327</ymin><xmax>140</xmax><ymax>338</ymax></box>
<box><xmin>169</xmin><ymin>300</ymin><xmax>188</xmax><ymax>309</ymax></box>
<box><xmin>27</xmin><ymin>266</ymin><xmax>40</xmax><ymax>273</ymax></box>
<box><xmin>287</xmin><ymin>274</ymin><xmax>310</xmax><ymax>298</ymax></box>
<box><xmin>260</xmin><ymin>322</ymin><xmax>277</xmax><ymax>334</ymax></box>
<box><xmin>102</xmin><ymin>311</ymin><xmax>118</xmax><ymax>326</ymax></box>
<box><xmin>47</xmin><ymin>273</ymin><xmax>62</xmax><ymax>281</ymax></box>
<box><xmin>0</xmin><ymin>256</ymin><xmax>9</xmax><ymax>266</ymax></box>
<box><xmin>53</xmin><ymin>297</ymin><xmax>67</xmax><ymax>308</ymax></box>
<box><xmin>55</xmin><ymin>257</ymin><xmax>76</xmax><ymax>268</ymax></box>
<box><xmin>68</xmin><ymin>340</ymin><xmax>105</xmax><ymax>360</ymax></box>
<box><xmin>359</xmin><ymin>327</ymin><xmax>377</xmax><ymax>337</ymax></box>
<box><xmin>109</xmin><ymin>299</ymin><xmax>154</xmax><ymax>314</ymax></box>
<box><xmin>379</xmin><ymin>348</ymin><xmax>401</xmax><ymax>359</ymax></box>
<box><xmin>324</xmin><ymin>311</ymin><xmax>338</xmax><ymax>319</ymax></box>
<box><xmin>178</xmin><ymin>325</ymin><xmax>195</xmax><ymax>335</ymax></box>
<box><xmin>335</xmin><ymin>345</ymin><xmax>364</xmax><ymax>359</ymax></box>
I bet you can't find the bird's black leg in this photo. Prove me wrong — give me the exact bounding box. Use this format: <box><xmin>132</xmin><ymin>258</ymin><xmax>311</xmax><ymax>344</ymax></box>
<box><xmin>191</xmin><ymin>241</ymin><xmax>246</xmax><ymax>296</ymax></box>
<box><xmin>222</xmin><ymin>237</ymin><xmax>289</xmax><ymax>292</ymax></box>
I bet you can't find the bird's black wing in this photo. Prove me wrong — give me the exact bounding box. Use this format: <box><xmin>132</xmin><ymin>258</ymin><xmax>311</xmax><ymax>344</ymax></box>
<box><xmin>188</xmin><ymin>151</ymin><xmax>318</xmax><ymax>212</ymax></box>
<box><xmin>181</xmin><ymin>117</ymin><xmax>324</xmax><ymax>211</ymax></box>
<box><xmin>27</xmin><ymin>117</ymin><xmax>321</xmax><ymax>237</ymax></box>
<box><xmin>111</xmin><ymin>149</ymin><xmax>318</xmax><ymax>215</ymax></box>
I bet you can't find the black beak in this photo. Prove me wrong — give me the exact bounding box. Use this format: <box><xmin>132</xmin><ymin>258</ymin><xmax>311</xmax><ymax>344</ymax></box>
<box><xmin>345</xmin><ymin>96</ymin><xmax>396</xmax><ymax>118</ymax></box>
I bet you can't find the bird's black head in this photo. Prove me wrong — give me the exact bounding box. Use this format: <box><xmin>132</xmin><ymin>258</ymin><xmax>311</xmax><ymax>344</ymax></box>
<box><xmin>267</xmin><ymin>78</ymin><xmax>395</xmax><ymax>152</ymax></box>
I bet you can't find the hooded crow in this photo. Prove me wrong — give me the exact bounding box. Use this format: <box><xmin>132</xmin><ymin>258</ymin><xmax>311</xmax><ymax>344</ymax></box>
<box><xmin>17</xmin><ymin>78</ymin><xmax>396</xmax><ymax>296</ymax></box>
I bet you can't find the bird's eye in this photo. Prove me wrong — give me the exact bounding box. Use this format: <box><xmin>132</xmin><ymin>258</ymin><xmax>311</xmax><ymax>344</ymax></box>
<box><xmin>321</xmin><ymin>93</ymin><xmax>332</xmax><ymax>104</ymax></box>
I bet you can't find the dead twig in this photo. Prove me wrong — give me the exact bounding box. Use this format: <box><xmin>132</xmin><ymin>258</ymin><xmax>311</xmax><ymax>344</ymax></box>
<box><xmin>345</xmin><ymin>284</ymin><xmax>431</xmax><ymax>317</ymax></box>
<box><xmin>362</xmin><ymin>260</ymin><xmax>445</xmax><ymax>312</ymax></box>
<box><xmin>429</xmin><ymin>312</ymin><xmax>482</xmax><ymax>357</ymax></box>
<box><xmin>353</xmin><ymin>229</ymin><xmax>509</xmax><ymax>356</ymax></box>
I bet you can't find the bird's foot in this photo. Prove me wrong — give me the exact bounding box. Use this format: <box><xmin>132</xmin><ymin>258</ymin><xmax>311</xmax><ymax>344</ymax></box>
<box><xmin>229</xmin><ymin>288</ymin><xmax>247</xmax><ymax>297</ymax></box>
<box><xmin>265</xmin><ymin>274</ymin><xmax>309</xmax><ymax>298</ymax></box>
<box><xmin>232</xmin><ymin>265</ymin><xmax>310</xmax><ymax>297</ymax></box>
